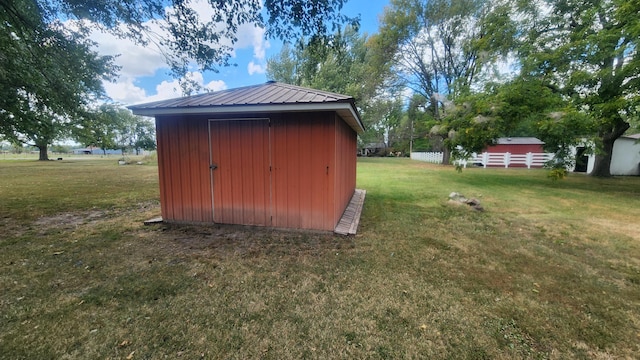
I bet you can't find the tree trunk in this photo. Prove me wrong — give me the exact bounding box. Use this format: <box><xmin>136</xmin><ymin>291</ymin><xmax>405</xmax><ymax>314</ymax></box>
<box><xmin>590</xmin><ymin>121</ymin><xmax>630</xmax><ymax>177</ymax></box>
<box><xmin>37</xmin><ymin>145</ymin><xmax>49</xmax><ymax>161</ymax></box>
<box><xmin>442</xmin><ymin>146</ymin><xmax>451</xmax><ymax>165</ymax></box>
<box><xmin>590</xmin><ymin>139</ymin><xmax>614</xmax><ymax>177</ymax></box>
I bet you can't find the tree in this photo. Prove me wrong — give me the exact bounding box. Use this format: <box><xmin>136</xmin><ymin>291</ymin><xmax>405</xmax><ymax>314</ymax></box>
<box><xmin>132</xmin><ymin>121</ymin><xmax>156</xmax><ymax>155</ymax></box>
<box><xmin>405</xmin><ymin>94</ymin><xmax>436</xmax><ymax>152</ymax></box>
<box><xmin>267</xmin><ymin>26</ymin><xmax>391</xmax><ymax>146</ymax></box>
<box><xmin>0</xmin><ymin>0</ymin><xmax>115</xmax><ymax>160</ymax></box>
<box><xmin>267</xmin><ymin>26</ymin><xmax>379</xmax><ymax>105</ymax></box>
<box><xmin>371</xmin><ymin>0</ymin><xmax>516</xmax><ymax>164</ymax></box>
<box><xmin>75</xmin><ymin>105</ymin><xmax>122</xmax><ymax>155</ymax></box>
<box><xmin>443</xmin><ymin>77</ymin><xmax>595</xmax><ymax>173</ymax></box>
<box><xmin>520</xmin><ymin>0</ymin><xmax>640</xmax><ymax>177</ymax></box>
<box><xmin>4</xmin><ymin>0</ymin><xmax>358</xmax><ymax>88</ymax></box>
<box><xmin>76</xmin><ymin>105</ymin><xmax>156</xmax><ymax>156</ymax></box>
<box><xmin>1</xmin><ymin>0</ymin><xmax>357</xmax><ymax>160</ymax></box>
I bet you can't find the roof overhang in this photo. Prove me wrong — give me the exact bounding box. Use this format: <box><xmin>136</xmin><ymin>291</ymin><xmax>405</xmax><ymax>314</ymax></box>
<box><xmin>130</xmin><ymin>102</ymin><xmax>365</xmax><ymax>134</ymax></box>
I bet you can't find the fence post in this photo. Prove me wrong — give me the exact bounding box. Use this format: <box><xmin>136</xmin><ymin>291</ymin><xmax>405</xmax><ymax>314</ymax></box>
<box><xmin>482</xmin><ymin>152</ymin><xmax>488</xmax><ymax>168</ymax></box>
<box><xmin>526</xmin><ymin>152</ymin><xmax>532</xmax><ymax>169</ymax></box>
<box><xmin>504</xmin><ymin>152</ymin><xmax>511</xmax><ymax>168</ymax></box>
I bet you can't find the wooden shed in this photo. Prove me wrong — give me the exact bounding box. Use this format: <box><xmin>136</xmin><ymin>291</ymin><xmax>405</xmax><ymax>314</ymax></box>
<box><xmin>129</xmin><ymin>81</ymin><xmax>365</xmax><ymax>233</ymax></box>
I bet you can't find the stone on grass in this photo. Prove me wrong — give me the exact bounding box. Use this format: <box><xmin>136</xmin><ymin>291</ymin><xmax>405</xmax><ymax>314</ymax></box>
<box><xmin>448</xmin><ymin>192</ymin><xmax>484</xmax><ymax>211</ymax></box>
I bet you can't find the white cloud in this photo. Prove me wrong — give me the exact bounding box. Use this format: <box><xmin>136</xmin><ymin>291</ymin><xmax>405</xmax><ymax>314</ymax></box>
<box><xmin>104</xmin><ymin>72</ymin><xmax>227</xmax><ymax>105</ymax></box>
<box><xmin>90</xmin><ymin>25</ymin><xmax>167</xmax><ymax>79</ymax></box>
<box><xmin>72</xmin><ymin>0</ymin><xmax>270</xmax><ymax>105</ymax></box>
<box><xmin>103</xmin><ymin>80</ymin><xmax>148</xmax><ymax>104</ymax></box>
<box><xmin>247</xmin><ymin>61</ymin><xmax>266</xmax><ymax>75</ymax></box>
<box><xmin>205</xmin><ymin>80</ymin><xmax>228</xmax><ymax>91</ymax></box>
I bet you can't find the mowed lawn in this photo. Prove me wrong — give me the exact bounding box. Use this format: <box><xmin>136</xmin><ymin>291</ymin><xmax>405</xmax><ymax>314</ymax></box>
<box><xmin>1</xmin><ymin>157</ymin><xmax>639</xmax><ymax>359</ymax></box>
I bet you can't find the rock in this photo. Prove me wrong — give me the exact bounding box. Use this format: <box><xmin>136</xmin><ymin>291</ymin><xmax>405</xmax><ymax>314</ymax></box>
<box><xmin>448</xmin><ymin>192</ymin><xmax>484</xmax><ymax>211</ymax></box>
<box><xmin>448</xmin><ymin>192</ymin><xmax>468</xmax><ymax>203</ymax></box>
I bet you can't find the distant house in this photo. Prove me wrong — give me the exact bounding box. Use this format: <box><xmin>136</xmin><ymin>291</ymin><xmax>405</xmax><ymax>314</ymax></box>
<box><xmin>359</xmin><ymin>142</ymin><xmax>387</xmax><ymax>156</ymax></box>
<box><xmin>579</xmin><ymin>134</ymin><xmax>639</xmax><ymax>175</ymax></box>
<box><xmin>72</xmin><ymin>148</ymin><xmax>123</xmax><ymax>155</ymax></box>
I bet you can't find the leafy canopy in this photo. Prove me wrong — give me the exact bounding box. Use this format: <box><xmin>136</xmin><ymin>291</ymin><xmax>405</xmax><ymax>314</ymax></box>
<box><xmin>0</xmin><ymin>0</ymin><xmax>358</xmax><ymax>160</ymax></box>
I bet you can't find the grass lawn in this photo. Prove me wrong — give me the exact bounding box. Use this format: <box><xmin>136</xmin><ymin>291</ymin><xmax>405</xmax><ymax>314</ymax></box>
<box><xmin>1</xmin><ymin>157</ymin><xmax>639</xmax><ymax>359</ymax></box>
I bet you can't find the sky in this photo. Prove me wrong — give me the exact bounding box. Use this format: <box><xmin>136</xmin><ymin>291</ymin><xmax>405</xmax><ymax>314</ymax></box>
<box><xmin>95</xmin><ymin>0</ymin><xmax>390</xmax><ymax>107</ymax></box>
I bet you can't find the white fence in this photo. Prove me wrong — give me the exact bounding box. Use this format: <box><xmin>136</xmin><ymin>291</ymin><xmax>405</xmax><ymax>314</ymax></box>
<box><xmin>411</xmin><ymin>152</ymin><xmax>555</xmax><ymax>169</ymax></box>
<box><xmin>410</xmin><ymin>152</ymin><xmax>443</xmax><ymax>164</ymax></box>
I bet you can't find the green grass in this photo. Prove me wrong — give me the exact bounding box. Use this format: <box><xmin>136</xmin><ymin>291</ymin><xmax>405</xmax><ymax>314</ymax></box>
<box><xmin>1</xmin><ymin>157</ymin><xmax>639</xmax><ymax>359</ymax></box>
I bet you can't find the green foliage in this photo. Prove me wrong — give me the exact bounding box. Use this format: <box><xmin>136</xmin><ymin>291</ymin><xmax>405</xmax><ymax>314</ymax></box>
<box><xmin>267</xmin><ymin>26</ymin><xmax>378</xmax><ymax>105</ymax></box>
<box><xmin>519</xmin><ymin>0</ymin><xmax>640</xmax><ymax>176</ymax></box>
<box><xmin>547</xmin><ymin>167</ymin><xmax>568</xmax><ymax>181</ymax></box>
<box><xmin>372</xmin><ymin>0</ymin><xmax>516</xmax><ymax>100</ymax></box>
<box><xmin>370</xmin><ymin>0</ymin><xmax>521</xmax><ymax>163</ymax></box>
<box><xmin>267</xmin><ymin>26</ymin><xmax>397</xmax><ymax>150</ymax></box>
<box><xmin>446</xmin><ymin>90</ymin><xmax>503</xmax><ymax>158</ymax></box>
<box><xmin>1</xmin><ymin>0</ymin><xmax>357</xmax><ymax>160</ymax></box>
<box><xmin>0</xmin><ymin>0</ymin><xmax>116</xmax><ymax>160</ymax></box>
<box><xmin>74</xmin><ymin>105</ymin><xmax>156</xmax><ymax>155</ymax></box>
<box><xmin>4</xmin><ymin>0</ymin><xmax>357</xmax><ymax>84</ymax></box>
<box><xmin>50</xmin><ymin>144</ymin><xmax>71</xmax><ymax>153</ymax></box>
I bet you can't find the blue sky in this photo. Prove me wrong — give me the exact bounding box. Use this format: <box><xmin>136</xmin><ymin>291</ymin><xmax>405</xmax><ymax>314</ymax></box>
<box><xmin>96</xmin><ymin>0</ymin><xmax>390</xmax><ymax>106</ymax></box>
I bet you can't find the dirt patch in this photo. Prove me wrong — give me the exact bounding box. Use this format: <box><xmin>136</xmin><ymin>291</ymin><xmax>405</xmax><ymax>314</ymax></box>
<box><xmin>34</xmin><ymin>210</ymin><xmax>108</xmax><ymax>229</ymax></box>
<box><xmin>151</xmin><ymin>223</ymin><xmax>357</xmax><ymax>260</ymax></box>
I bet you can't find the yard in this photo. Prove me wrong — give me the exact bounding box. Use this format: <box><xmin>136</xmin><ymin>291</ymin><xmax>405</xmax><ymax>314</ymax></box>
<box><xmin>1</xmin><ymin>157</ymin><xmax>639</xmax><ymax>359</ymax></box>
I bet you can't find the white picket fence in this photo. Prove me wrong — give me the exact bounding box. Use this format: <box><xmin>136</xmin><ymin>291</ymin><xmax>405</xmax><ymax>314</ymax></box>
<box><xmin>411</xmin><ymin>152</ymin><xmax>555</xmax><ymax>169</ymax></box>
<box><xmin>410</xmin><ymin>152</ymin><xmax>443</xmax><ymax>164</ymax></box>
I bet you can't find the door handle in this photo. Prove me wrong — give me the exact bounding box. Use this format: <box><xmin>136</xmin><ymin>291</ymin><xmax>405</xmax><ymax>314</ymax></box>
<box><xmin>210</xmin><ymin>163</ymin><xmax>218</xmax><ymax>170</ymax></box>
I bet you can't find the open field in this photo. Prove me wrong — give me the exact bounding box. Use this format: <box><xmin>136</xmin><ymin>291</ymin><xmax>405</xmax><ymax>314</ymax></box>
<box><xmin>1</xmin><ymin>157</ymin><xmax>639</xmax><ymax>359</ymax></box>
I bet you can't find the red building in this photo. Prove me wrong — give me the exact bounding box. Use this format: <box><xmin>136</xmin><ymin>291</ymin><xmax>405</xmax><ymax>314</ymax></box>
<box><xmin>129</xmin><ymin>81</ymin><xmax>364</xmax><ymax>232</ymax></box>
<box><xmin>485</xmin><ymin>137</ymin><xmax>545</xmax><ymax>154</ymax></box>
<box><xmin>479</xmin><ymin>137</ymin><xmax>546</xmax><ymax>168</ymax></box>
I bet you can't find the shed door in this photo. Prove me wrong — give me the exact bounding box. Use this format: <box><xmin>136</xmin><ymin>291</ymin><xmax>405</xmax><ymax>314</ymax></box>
<box><xmin>209</xmin><ymin>119</ymin><xmax>271</xmax><ymax>226</ymax></box>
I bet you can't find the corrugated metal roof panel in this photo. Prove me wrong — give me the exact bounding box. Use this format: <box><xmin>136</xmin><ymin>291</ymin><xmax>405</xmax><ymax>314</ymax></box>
<box><xmin>129</xmin><ymin>81</ymin><xmax>351</xmax><ymax>109</ymax></box>
<box><xmin>129</xmin><ymin>81</ymin><xmax>364</xmax><ymax>133</ymax></box>
<box><xmin>496</xmin><ymin>137</ymin><xmax>545</xmax><ymax>145</ymax></box>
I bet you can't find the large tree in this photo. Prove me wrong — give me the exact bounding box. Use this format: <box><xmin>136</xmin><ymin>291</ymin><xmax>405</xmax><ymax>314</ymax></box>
<box><xmin>267</xmin><ymin>26</ymin><xmax>379</xmax><ymax>105</ymax></box>
<box><xmin>75</xmin><ymin>105</ymin><xmax>155</xmax><ymax>156</ymax></box>
<box><xmin>520</xmin><ymin>0</ymin><xmax>640</xmax><ymax>177</ymax></box>
<box><xmin>266</xmin><ymin>26</ymin><xmax>391</xmax><ymax>146</ymax></box>
<box><xmin>371</xmin><ymin>0</ymin><xmax>515</xmax><ymax>164</ymax></box>
<box><xmin>0</xmin><ymin>0</ymin><xmax>115</xmax><ymax>160</ymax></box>
<box><xmin>1</xmin><ymin>0</ymin><xmax>358</xmax><ymax>160</ymax></box>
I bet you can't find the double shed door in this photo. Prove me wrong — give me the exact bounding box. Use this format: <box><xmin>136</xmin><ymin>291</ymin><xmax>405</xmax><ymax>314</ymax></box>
<box><xmin>208</xmin><ymin>116</ymin><xmax>335</xmax><ymax>230</ymax></box>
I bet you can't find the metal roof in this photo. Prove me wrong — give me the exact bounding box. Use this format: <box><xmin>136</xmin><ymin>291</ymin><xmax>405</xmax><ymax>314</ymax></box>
<box><xmin>496</xmin><ymin>137</ymin><xmax>545</xmax><ymax>145</ymax></box>
<box><xmin>622</xmin><ymin>133</ymin><xmax>640</xmax><ymax>140</ymax></box>
<box><xmin>128</xmin><ymin>81</ymin><xmax>365</xmax><ymax>133</ymax></box>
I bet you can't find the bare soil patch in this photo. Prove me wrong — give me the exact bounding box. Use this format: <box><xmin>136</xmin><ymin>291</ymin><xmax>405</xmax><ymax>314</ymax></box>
<box><xmin>150</xmin><ymin>223</ymin><xmax>357</xmax><ymax>260</ymax></box>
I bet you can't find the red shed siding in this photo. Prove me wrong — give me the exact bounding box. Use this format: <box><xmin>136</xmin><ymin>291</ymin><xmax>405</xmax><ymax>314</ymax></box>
<box><xmin>333</xmin><ymin>114</ymin><xmax>357</xmax><ymax>226</ymax></box>
<box><xmin>155</xmin><ymin>115</ymin><xmax>212</xmax><ymax>222</ymax></box>
<box><xmin>271</xmin><ymin>112</ymin><xmax>335</xmax><ymax>230</ymax></box>
<box><xmin>155</xmin><ymin>111</ymin><xmax>357</xmax><ymax>231</ymax></box>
